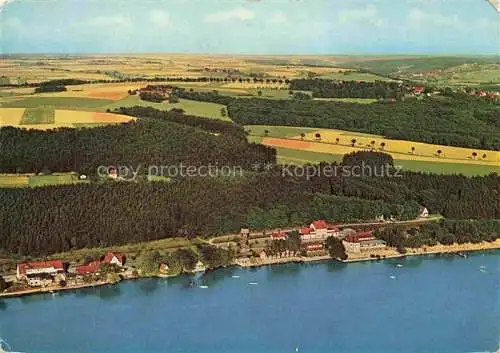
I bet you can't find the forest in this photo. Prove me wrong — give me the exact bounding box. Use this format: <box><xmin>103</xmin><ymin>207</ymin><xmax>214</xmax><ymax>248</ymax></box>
<box><xmin>1</xmin><ymin>147</ymin><xmax>499</xmax><ymax>256</ymax></box>
<box><xmin>0</xmin><ymin>176</ymin><xmax>420</xmax><ymax>256</ymax></box>
<box><xmin>173</xmin><ymin>88</ymin><xmax>500</xmax><ymax>150</ymax></box>
<box><xmin>376</xmin><ymin>219</ymin><xmax>500</xmax><ymax>252</ymax></box>
<box><xmin>289</xmin><ymin>79</ymin><xmax>408</xmax><ymax>99</ymax></box>
<box><xmin>0</xmin><ymin>117</ymin><xmax>274</xmax><ymax>174</ymax></box>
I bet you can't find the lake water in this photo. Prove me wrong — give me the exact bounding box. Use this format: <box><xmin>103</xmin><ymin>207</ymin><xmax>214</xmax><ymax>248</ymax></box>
<box><xmin>1</xmin><ymin>251</ymin><xmax>499</xmax><ymax>353</ymax></box>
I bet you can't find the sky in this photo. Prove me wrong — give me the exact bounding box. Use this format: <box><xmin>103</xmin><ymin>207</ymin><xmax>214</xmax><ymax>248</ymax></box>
<box><xmin>0</xmin><ymin>0</ymin><xmax>498</xmax><ymax>54</ymax></box>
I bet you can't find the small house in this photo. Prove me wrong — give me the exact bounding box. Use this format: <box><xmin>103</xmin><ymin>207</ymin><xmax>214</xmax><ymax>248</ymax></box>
<box><xmin>17</xmin><ymin>260</ymin><xmax>64</xmax><ymax>280</ymax></box>
<box><xmin>103</xmin><ymin>251</ymin><xmax>124</xmax><ymax>267</ymax></box>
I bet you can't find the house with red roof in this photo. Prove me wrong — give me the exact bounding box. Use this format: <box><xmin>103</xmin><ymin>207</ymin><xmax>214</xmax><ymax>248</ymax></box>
<box><xmin>76</xmin><ymin>261</ymin><xmax>102</xmax><ymax>275</ymax></box>
<box><xmin>342</xmin><ymin>230</ymin><xmax>386</xmax><ymax>253</ymax></box>
<box><xmin>17</xmin><ymin>260</ymin><xmax>64</xmax><ymax>280</ymax></box>
<box><xmin>413</xmin><ymin>86</ymin><xmax>425</xmax><ymax>95</ymax></box>
<box><xmin>102</xmin><ymin>251</ymin><xmax>125</xmax><ymax>267</ymax></box>
<box><xmin>300</xmin><ymin>220</ymin><xmax>340</xmax><ymax>242</ymax></box>
<box><xmin>270</xmin><ymin>231</ymin><xmax>287</xmax><ymax>241</ymax></box>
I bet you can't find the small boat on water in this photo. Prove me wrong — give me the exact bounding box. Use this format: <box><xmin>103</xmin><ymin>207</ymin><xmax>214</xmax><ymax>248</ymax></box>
<box><xmin>231</xmin><ymin>275</ymin><xmax>240</xmax><ymax>279</ymax></box>
<box><xmin>199</xmin><ymin>285</ymin><xmax>208</xmax><ymax>289</ymax></box>
<box><xmin>396</xmin><ymin>264</ymin><xmax>403</xmax><ymax>268</ymax></box>
<box><xmin>248</xmin><ymin>282</ymin><xmax>258</xmax><ymax>285</ymax></box>
<box><xmin>389</xmin><ymin>275</ymin><xmax>396</xmax><ymax>279</ymax></box>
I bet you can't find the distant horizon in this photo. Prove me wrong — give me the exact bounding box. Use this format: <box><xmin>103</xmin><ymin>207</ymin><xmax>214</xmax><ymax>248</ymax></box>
<box><xmin>1</xmin><ymin>0</ymin><xmax>498</xmax><ymax>55</ymax></box>
<box><xmin>1</xmin><ymin>52</ymin><xmax>499</xmax><ymax>57</ymax></box>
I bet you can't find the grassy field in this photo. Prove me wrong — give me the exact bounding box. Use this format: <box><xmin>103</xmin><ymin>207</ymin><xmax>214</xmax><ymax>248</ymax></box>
<box><xmin>0</xmin><ymin>108</ymin><xmax>133</xmax><ymax>129</ymax></box>
<box><xmin>20</xmin><ymin>106</ymin><xmax>55</xmax><ymax>124</ymax></box>
<box><xmin>271</xmin><ymin>147</ymin><xmax>499</xmax><ymax>176</ymax></box>
<box><xmin>247</xmin><ymin>125</ymin><xmax>499</xmax><ymax>175</ymax></box>
<box><xmin>0</xmin><ymin>173</ymin><xmax>88</xmax><ymax>188</ymax></box>
<box><xmin>99</xmin><ymin>96</ymin><xmax>230</xmax><ymax>121</ymax></box>
<box><xmin>2</xmin><ymin>97</ymin><xmax>114</xmax><ymax>110</ymax></box>
<box><xmin>313</xmin><ymin>98</ymin><xmax>377</xmax><ymax>104</ymax></box>
<box><xmin>318</xmin><ymin>71</ymin><xmax>394</xmax><ymax>81</ymax></box>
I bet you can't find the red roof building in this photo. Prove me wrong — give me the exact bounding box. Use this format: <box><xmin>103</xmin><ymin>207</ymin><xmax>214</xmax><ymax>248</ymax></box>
<box><xmin>270</xmin><ymin>231</ymin><xmax>287</xmax><ymax>241</ymax></box>
<box><xmin>102</xmin><ymin>251</ymin><xmax>124</xmax><ymax>267</ymax></box>
<box><xmin>413</xmin><ymin>86</ymin><xmax>425</xmax><ymax>95</ymax></box>
<box><xmin>344</xmin><ymin>231</ymin><xmax>375</xmax><ymax>243</ymax></box>
<box><xmin>301</xmin><ymin>220</ymin><xmax>340</xmax><ymax>242</ymax></box>
<box><xmin>17</xmin><ymin>260</ymin><xmax>64</xmax><ymax>279</ymax></box>
<box><xmin>299</xmin><ymin>227</ymin><xmax>310</xmax><ymax>235</ymax></box>
<box><xmin>76</xmin><ymin>261</ymin><xmax>102</xmax><ymax>275</ymax></box>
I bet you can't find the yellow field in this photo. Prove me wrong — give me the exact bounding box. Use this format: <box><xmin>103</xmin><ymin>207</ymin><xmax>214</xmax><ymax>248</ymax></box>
<box><xmin>0</xmin><ymin>108</ymin><xmax>25</xmax><ymax>125</ymax></box>
<box><xmin>0</xmin><ymin>108</ymin><xmax>133</xmax><ymax>129</ymax></box>
<box><xmin>262</xmin><ymin>128</ymin><xmax>500</xmax><ymax>167</ymax></box>
<box><xmin>0</xmin><ymin>174</ymin><xmax>31</xmax><ymax>187</ymax></box>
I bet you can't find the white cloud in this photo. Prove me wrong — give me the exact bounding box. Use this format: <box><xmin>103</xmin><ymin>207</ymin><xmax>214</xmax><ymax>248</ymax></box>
<box><xmin>150</xmin><ymin>10</ymin><xmax>171</xmax><ymax>28</ymax></box>
<box><xmin>204</xmin><ymin>7</ymin><xmax>255</xmax><ymax>23</ymax></box>
<box><xmin>88</xmin><ymin>15</ymin><xmax>132</xmax><ymax>28</ymax></box>
<box><xmin>0</xmin><ymin>0</ymin><xmax>16</xmax><ymax>13</ymax></box>
<box><xmin>268</xmin><ymin>12</ymin><xmax>287</xmax><ymax>25</ymax></box>
<box><xmin>337</xmin><ymin>5</ymin><xmax>387</xmax><ymax>28</ymax></box>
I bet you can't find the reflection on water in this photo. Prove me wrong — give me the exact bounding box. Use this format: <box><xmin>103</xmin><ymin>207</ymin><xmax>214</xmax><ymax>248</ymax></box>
<box><xmin>199</xmin><ymin>267</ymin><xmax>236</xmax><ymax>287</ymax></box>
<box><xmin>96</xmin><ymin>284</ymin><xmax>122</xmax><ymax>300</ymax></box>
<box><xmin>326</xmin><ymin>260</ymin><xmax>348</xmax><ymax>272</ymax></box>
<box><xmin>138</xmin><ymin>278</ymin><xmax>160</xmax><ymax>294</ymax></box>
<box><xmin>0</xmin><ymin>300</ymin><xmax>7</xmax><ymax>311</ymax></box>
<box><xmin>266</xmin><ymin>261</ymin><xmax>303</xmax><ymax>277</ymax></box>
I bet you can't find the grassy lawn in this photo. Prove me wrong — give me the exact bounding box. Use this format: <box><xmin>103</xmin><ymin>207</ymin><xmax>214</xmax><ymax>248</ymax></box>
<box><xmin>20</xmin><ymin>106</ymin><xmax>55</xmax><ymax>124</ymax></box>
<box><xmin>100</xmin><ymin>96</ymin><xmax>231</xmax><ymax>121</ymax></box>
<box><xmin>318</xmin><ymin>71</ymin><xmax>393</xmax><ymax>81</ymax></box>
<box><xmin>28</xmin><ymin>173</ymin><xmax>89</xmax><ymax>187</ymax></box>
<box><xmin>246</xmin><ymin>89</ymin><xmax>291</xmax><ymax>100</ymax></box>
<box><xmin>394</xmin><ymin>159</ymin><xmax>499</xmax><ymax>176</ymax></box>
<box><xmin>276</xmin><ymin>147</ymin><xmax>343</xmax><ymax>164</ymax></box>
<box><xmin>0</xmin><ymin>173</ymin><xmax>88</xmax><ymax>188</ymax></box>
<box><xmin>2</xmin><ymin>97</ymin><xmax>115</xmax><ymax>110</ymax></box>
<box><xmin>313</xmin><ymin>98</ymin><xmax>377</xmax><ymax>104</ymax></box>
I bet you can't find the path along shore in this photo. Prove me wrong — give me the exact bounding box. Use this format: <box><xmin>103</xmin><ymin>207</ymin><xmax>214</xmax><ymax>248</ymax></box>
<box><xmin>1</xmin><ymin>240</ymin><xmax>499</xmax><ymax>299</ymax></box>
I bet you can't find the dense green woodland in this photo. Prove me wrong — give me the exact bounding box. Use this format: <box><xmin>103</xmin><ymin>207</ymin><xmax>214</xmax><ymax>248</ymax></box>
<box><xmin>289</xmin><ymin>79</ymin><xmax>408</xmax><ymax>99</ymax></box>
<box><xmin>0</xmin><ymin>117</ymin><xmax>274</xmax><ymax>174</ymax></box>
<box><xmin>376</xmin><ymin>220</ymin><xmax>500</xmax><ymax>252</ymax></box>
<box><xmin>0</xmin><ymin>176</ymin><xmax>419</xmax><ymax>255</ymax></box>
<box><xmin>174</xmin><ymin>89</ymin><xmax>500</xmax><ymax>150</ymax></box>
<box><xmin>1</xmin><ymin>159</ymin><xmax>499</xmax><ymax>255</ymax></box>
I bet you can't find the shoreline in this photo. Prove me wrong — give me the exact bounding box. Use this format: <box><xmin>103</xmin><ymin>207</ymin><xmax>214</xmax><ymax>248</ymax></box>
<box><xmin>1</xmin><ymin>240</ymin><xmax>499</xmax><ymax>299</ymax></box>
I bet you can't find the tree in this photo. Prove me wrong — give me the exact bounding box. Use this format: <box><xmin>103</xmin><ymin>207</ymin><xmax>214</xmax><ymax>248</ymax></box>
<box><xmin>264</xmin><ymin>129</ymin><xmax>269</xmax><ymax>137</ymax></box>
<box><xmin>220</xmin><ymin>107</ymin><xmax>227</xmax><ymax>117</ymax></box>
<box><xmin>315</xmin><ymin>133</ymin><xmax>321</xmax><ymax>141</ymax></box>
<box><xmin>380</xmin><ymin>142</ymin><xmax>386</xmax><ymax>151</ymax></box>
<box><xmin>257</xmin><ymin>90</ymin><xmax>262</xmax><ymax>97</ymax></box>
<box><xmin>335</xmin><ymin>137</ymin><xmax>340</xmax><ymax>144</ymax></box>
<box><xmin>370</xmin><ymin>140</ymin><xmax>376</xmax><ymax>150</ymax></box>
<box><xmin>351</xmin><ymin>138</ymin><xmax>357</xmax><ymax>147</ymax></box>
<box><xmin>325</xmin><ymin>236</ymin><xmax>347</xmax><ymax>260</ymax></box>
<box><xmin>137</xmin><ymin>251</ymin><xmax>162</xmax><ymax>274</ymax></box>
<box><xmin>472</xmin><ymin>152</ymin><xmax>477</xmax><ymax>160</ymax></box>
<box><xmin>437</xmin><ymin>149</ymin><xmax>442</xmax><ymax>158</ymax></box>
<box><xmin>411</xmin><ymin>146</ymin><xmax>415</xmax><ymax>155</ymax></box>
<box><xmin>0</xmin><ymin>276</ymin><xmax>7</xmax><ymax>291</ymax></box>
<box><xmin>300</xmin><ymin>133</ymin><xmax>305</xmax><ymax>141</ymax></box>
<box><xmin>482</xmin><ymin>153</ymin><xmax>487</xmax><ymax>160</ymax></box>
